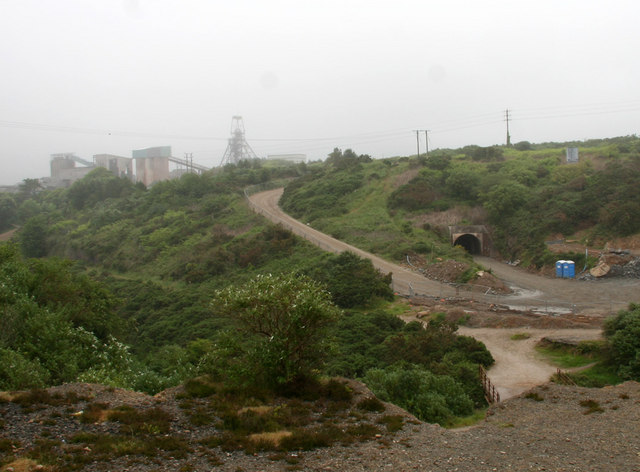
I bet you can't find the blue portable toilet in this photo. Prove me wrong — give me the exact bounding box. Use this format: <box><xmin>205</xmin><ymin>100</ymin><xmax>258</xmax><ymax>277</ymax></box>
<box><xmin>565</xmin><ymin>260</ymin><xmax>575</xmax><ymax>278</ymax></box>
<box><xmin>556</xmin><ymin>260</ymin><xmax>565</xmax><ymax>278</ymax></box>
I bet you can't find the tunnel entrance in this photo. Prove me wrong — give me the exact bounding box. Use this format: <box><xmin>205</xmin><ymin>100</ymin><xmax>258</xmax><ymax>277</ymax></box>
<box><xmin>453</xmin><ymin>234</ymin><xmax>482</xmax><ymax>254</ymax></box>
<box><xmin>449</xmin><ymin>225</ymin><xmax>490</xmax><ymax>256</ymax></box>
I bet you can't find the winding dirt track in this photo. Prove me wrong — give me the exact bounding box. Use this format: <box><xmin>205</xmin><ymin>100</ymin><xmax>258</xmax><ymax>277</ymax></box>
<box><xmin>248</xmin><ymin>189</ymin><xmax>639</xmax><ymax>312</ymax></box>
<box><xmin>248</xmin><ymin>188</ymin><xmax>639</xmax><ymax>398</ymax></box>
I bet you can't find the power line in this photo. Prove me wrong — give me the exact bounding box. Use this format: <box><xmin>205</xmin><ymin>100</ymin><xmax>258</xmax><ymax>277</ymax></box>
<box><xmin>2</xmin><ymin>97</ymin><xmax>639</xmax><ymax>157</ymax></box>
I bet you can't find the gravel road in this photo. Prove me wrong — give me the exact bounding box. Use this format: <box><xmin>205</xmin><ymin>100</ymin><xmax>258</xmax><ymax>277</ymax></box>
<box><xmin>248</xmin><ymin>188</ymin><xmax>640</xmax><ymax>314</ymax></box>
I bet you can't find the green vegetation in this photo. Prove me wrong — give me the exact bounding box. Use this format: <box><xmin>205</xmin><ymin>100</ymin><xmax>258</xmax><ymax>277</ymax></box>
<box><xmin>207</xmin><ymin>273</ymin><xmax>342</xmax><ymax>391</ymax></box>
<box><xmin>0</xmin><ymin>243</ymin><xmax>138</xmax><ymax>391</ymax></box>
<box><xmin>524</xmin><ymin>392</ymin><xmax>544</xmax><ymax>402</ymax></box>
<box><xmin>539</xmin><ymin>304</ymin><xmax>640</xmax><ymax>388</ymax></box>
<box><xmin>1</xmin><ymin>135</ymin><xmax>639</xmax><ymax>459</ymax></box>
<box><xmin>183</xmin><ymin>376</ymin><xmax>388</xmax><ymax>455</ymax></box>
<box><xmin>326</xmin><ymin>310</ymin><xmax>493</xmax><ymax>425</ymax></box>
<box><xmin>579</xmin><ymin>399</ymin><xmax>604</xmax><ymax>414</ymax></box>
<box><xmin>603</xmin><ymin>303</ymin><xmax>640</xmax><ymax>380</ymax></box>
<box><xmin>306</xmin><ymin>251</ymin><xmax>394</xmax><ymax>308</ymax></box>
<box><xmin>535</xmin><ymin>339</ymin><xmax>601</xmax><ymax>368</ymax></box>
<box><xmin>567</xmin><ymin>363</ymin><xmax>623</xmax><ymax>388</ymax></box>
<box><xmin>281</xmin><ymin>136</ymin><xmax>640</xmax><ymax>268</ymax></box>
<box><xmin>364</xmin><ymin>364</ymin><xmax>474</xmax><ymax>426</ymax></box>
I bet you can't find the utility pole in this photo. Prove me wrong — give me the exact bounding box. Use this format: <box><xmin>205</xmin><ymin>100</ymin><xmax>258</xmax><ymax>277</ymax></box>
<box><xmin>424</xmin><ymin>130</ymin><xmax>430</xmax><ymax>157</ymax></box>
<box><xmin>505</xmin><ymin>109</ymin><xmax>511</xmax><ymax>147</ymax></box>
<box><xmin>414</xmin><ymin>129</ymin><xmax>429</xmax><ymax>157</ymax></box>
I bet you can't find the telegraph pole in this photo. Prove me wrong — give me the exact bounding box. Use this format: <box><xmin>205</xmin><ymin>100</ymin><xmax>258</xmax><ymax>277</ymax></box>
<box><xmin>505</xmin><ymin>109</ymin><xmax>511</xmax><ymax>147</ymax></box>
<box><xmin>414</xmin><ymin>129</ymin><xmax>429</xmax><ymax>157</ymax></box>
<box><xmin>424</xmin><ymin>130</ymin><xmax>430</xmax><ymax>157</ymax></box>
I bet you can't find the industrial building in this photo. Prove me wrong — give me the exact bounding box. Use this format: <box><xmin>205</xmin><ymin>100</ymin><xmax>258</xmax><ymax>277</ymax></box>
<box><xmin>45</xmin><ymin>152</ymin><xmax>134</xmax><ymax>188</ymax></box>
<box><xmin>132</xmin><ymin>146</ymin><xmax>172</xmax><ymax>187</ymax></box>
<box><xmin>94</xmin><ymin>154</ymin><xmax>134</xmax><ymax>180</ymax></box>
<box><xmin>267</xmin><ymin>154</ymin><xmax>306</xmax><ymax>163</ymax></box>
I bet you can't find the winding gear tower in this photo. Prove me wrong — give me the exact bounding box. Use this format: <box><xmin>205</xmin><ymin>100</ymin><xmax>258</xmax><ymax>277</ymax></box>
<box><xmin>219</xmin><ymin>116</ymin><xmax>259</xmax><ymax>166</ymax></box>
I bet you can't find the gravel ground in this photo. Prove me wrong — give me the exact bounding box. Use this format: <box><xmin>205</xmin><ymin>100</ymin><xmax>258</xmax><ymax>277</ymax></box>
<box><xmin>2</xmin><ymin>381</ymin><xmax>640</xmax><ymax>471</ymax></box>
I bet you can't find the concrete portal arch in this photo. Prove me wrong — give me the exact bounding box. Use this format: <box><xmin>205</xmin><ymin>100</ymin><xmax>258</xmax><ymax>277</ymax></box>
<box><xmin>453</xmin><ymin>233</ymin><xmax>482</xmax><ymax>254</ymax></box>
<box><xmin>449</xmin><ymin>225</ymin><xmax>491</xmax><ymax>256</ymax></box>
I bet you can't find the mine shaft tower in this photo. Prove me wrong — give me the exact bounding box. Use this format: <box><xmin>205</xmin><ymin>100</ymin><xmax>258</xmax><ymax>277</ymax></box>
<box><xmin>219</xmin><ymin>116</ymin><xmax>259</xmax><ymax>166</ymax></box>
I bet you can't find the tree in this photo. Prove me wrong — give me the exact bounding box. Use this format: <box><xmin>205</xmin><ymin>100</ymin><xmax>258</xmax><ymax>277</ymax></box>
<box><xmin>326</xmin><ymin>148</ymin><xmax>372</xmax><ymax>170</ymax></box>
<box><xmin>310</xmin><ymin>251</ymin><xmax>394</xmax><ymax>308</ymax></box>
<box><xmin>604</xmin><ymin>304</ymin><xmax>640</xmax><ymax>380</ymax></box>
<box><xmin>19</xmin><ymin>215</ymin><xmax>48</xmax><ymax>257</ymax></box>
<box><xmin>67</xmin><ymin>167</ymin><xmax>134</xmax><ymax>210</ymax></box>
<box><xmin>0</xmin><ymin>194</ymin><xmax>17</xmax><ymax>232</ymax></box>
<box><xmin>444</xmin><ymin>164</ymin><xmax>482</xmax><ymax>201</ymax></box>
<box><xmin>481</xmin><ymin>181</ymin><xmax>529</xmax><ymax>222</ymax></box>
<box><xmin>18</xmin><ymin>178</ymin><xmax>42</xmax><ymax>201</ymax></box>
<box><xmin>0</xmin><ymin>243</ymin><xmax>135</xmax><ymax>390</ymax></box>
<box><xmin>363</xmin><ymin>363</ymin><xmax>474</xmax><ymax>425</ymax></box>
<box><xmin>210</xmin><ymin>273</ymin><xmax>342</xmax><ymax>390</ymax></box>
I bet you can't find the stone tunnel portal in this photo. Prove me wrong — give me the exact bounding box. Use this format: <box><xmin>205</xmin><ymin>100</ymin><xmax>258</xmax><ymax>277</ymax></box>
<box><xmin>453</xmin><ymin>234</ymin><xmax>482</xmax><ymax>255</ymax></box>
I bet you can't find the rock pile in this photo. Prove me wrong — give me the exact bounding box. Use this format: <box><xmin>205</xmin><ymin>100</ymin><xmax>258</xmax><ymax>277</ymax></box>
<box><xmin>580</xmin><ymin>254</ymin><xmax>640</xmax><ymax>280</ymax></box>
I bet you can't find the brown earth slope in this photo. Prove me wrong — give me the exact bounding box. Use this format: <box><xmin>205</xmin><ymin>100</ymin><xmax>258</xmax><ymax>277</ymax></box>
<box><xmin>2</xmin><ymin>381</ymin><xmax>640</xmax><ymax>471</ymax></box>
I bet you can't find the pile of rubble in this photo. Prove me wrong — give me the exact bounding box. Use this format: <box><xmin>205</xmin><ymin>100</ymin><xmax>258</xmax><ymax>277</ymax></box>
<box><xmin>579</xmin><ymin>250</ymin><xmax>640</xmax><ymax>280</ymax></box>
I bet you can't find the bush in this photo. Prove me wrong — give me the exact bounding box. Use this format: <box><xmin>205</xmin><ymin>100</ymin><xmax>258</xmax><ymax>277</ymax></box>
<box><xmin>0</xmin><ymin>348</ymin><xmax>50</xmax><ymax>390</ymax></box>
<box><xmin>209</xmin><ymin>273</ymin><xmax>342</xmax><ymax>390</ymax></box>
<box><xmin>363</xmin><ymin>364</ymin><xmax>473</xmax><ymax>425</ymax></box>
<box><xmin>309</xmin><ymin>251</ymin><xmax>394</xmax><ymax>308</ymax></box>
<box><xmin>604</xmin><ymin>303</ymin><xmax>640</xmax><ymax>380</ymax></box>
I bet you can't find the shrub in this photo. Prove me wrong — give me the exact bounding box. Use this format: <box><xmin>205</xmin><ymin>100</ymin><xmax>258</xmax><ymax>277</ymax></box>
<box><xmin>309</xmin><ymin>251</ymin><xmax>394</xmax><ymax>308</ymax></box>
<box><xmin>210</xmin><ymin>273</ymin><xmax>342</xmax><ymax>391</ymax></box>
<box><xmin>604</xmin><ymin>303</ymin><xmax>640</xmax><ymax>380</ymax></box>
<box><xmin>363</xmin><ymin>364</ymin><xmax>474</xmax><ymax>425</ymax></box>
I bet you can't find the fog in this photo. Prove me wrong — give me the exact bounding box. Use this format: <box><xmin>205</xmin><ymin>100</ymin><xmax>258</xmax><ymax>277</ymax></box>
<box><xmin>1</xmin><ymin>0</ymin><xmax>639</xmax><ymax>185</ymax></box>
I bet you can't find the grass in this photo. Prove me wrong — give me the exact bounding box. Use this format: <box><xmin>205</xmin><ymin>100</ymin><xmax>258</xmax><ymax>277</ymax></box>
<box><xmin>579</xmin><ymin>399</ymin><xmax>604</xmax><ymax>414</ymax></box>
<box><xmin>446</xmin><ymin>409</ymin><xmax>487</xmax><ymax>429</ymax></box>
<box><xmin>3</xmin><ymin>377</ymin><xmax>400</xmax><ymax>469</ymax></box>
<box><xmin>565</xmin><ymin>363</ymin><xmax>623</xmax><ymax>388</ymax></box>
<box><xmin>377</xmin><ymin>415</ymin><xmax>404</xmax><ymax>432</ymax></box>
<box><xmin>534</xmin><ymin>338</ymin><xmax>624</xmax><ymax>387</ymax></box>
<box><xmin>535</xmin><ymin>339</ymin><xmax>602</xmax><ymax>369</ymax></box>
<box><xmin>356</xmin><ymin>397</ymin><xmax>386</xmax><ymax>412</ymax></box>
<box><xmin>524</xmin><ymin>392</ymin><xmax>544</xmax><ymax>402</ymax></box>
<box><xmin>510</xmin><ymin>332</ymin><xmax>531</xmax><ymax>340</ymax></box>
<box><xmin>11</xmin><ymin>389</ymin><xmax>87</xmax><ymax>411</ymax></box>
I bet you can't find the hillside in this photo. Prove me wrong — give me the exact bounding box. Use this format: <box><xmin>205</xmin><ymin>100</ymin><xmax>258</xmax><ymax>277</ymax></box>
<box><xmin>2</xmin><ymin>137</ymin><xmax>640</xmax><ymax>470</ymax></box>
<box><xmin>280</xmin><ymin>137</ymin><xmax>640</xmax><ymax>270</ymax></box>
<box><xmin>2</xmin><ymin>380</ymin><xmax>639</xmax><ymax>471</ymax></box>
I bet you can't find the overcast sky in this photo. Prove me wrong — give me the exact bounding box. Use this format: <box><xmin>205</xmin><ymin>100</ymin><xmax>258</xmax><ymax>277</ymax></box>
<box><xmin>1</xmin><ymin>0</ymin><xmax>639</xmax><ymax>185</ymax></box>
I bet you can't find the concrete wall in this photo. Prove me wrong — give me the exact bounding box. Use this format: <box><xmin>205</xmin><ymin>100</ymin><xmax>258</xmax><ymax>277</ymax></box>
<box><xmin>449</xmin><ymin>225</ymin><xmax>491</xmax><ymax>256</ymax></box>
<box><xmin>135</xmin><ymin>156</ymin><xmax>170</xmax><ymax>186</ymax></box>
<box><xmin>94</xmin><ymin>154</ymin><xmax>133</xmax><ymax>180</ymax></box>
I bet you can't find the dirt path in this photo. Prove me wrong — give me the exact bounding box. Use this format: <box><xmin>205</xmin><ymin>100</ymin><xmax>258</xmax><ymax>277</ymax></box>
<box><xmin>0</xmin><ymin>227</ymin><xmax>18</xmax><ymax>241</ymax></box>
<box><xmin>247</xmin><ymin>189</ymin><xmax>633</xmax><ymax>398</ymax></box>
<box><xmin>457</xmin><ymin>327</ymin><xmax>601</xmax><ymax>399</ymax></box>
<box><xmin>248</xmin><ymin>188</ymin><xmax>459</xmax><ymax>299</ymax></box>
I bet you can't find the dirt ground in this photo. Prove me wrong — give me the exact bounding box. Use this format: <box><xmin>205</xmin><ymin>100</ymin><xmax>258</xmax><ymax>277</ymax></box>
<box><xmin>546</xmin><ymin>232</ymin><xmax>640</xmax><ymax>257</ymax></box>
<box><xmin>401</xmin><ymin>297</ymin><xmax>604</xmax><ymax>399</ymax></box>
<box><xmin>0</xmin><ymin>227</ymin><xmax>18</xmax><ymax>241</ymax></box>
